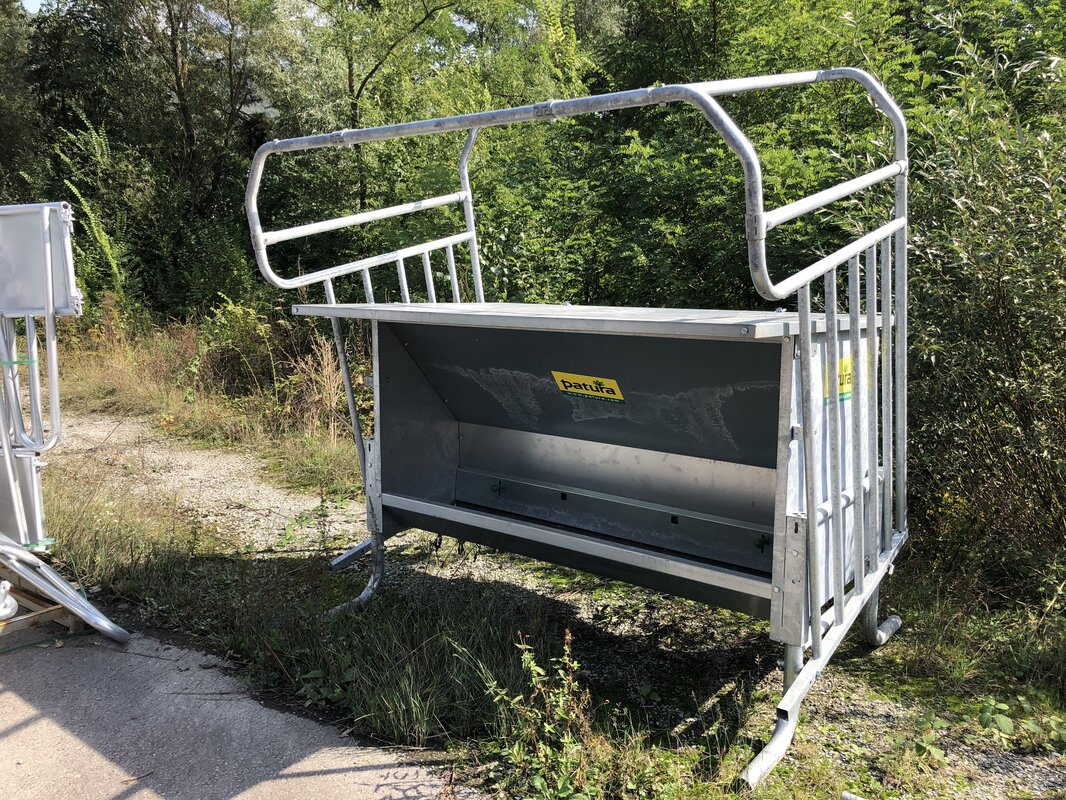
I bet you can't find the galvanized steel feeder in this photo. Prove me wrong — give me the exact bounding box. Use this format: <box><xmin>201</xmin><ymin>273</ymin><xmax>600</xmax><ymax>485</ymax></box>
<box><xmin>246</xmin><ymin>68</ymin><xmax>909</xmax><ymax>785</ymax></box>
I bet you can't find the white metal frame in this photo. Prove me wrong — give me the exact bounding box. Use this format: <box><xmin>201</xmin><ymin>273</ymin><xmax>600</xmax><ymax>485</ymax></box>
<box><xmin>0</xmin><ymin>202</ymin><xmax>130</xmax><ymax>644</ymax></box>
<box><xmin>245</xmin><ymin>68</ymin><xmax>908</xmax><ymax>786</ymax></box>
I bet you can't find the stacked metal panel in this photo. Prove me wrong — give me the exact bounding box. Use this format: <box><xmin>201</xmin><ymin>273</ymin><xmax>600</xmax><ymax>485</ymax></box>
<box><xmin>0</xmin><ymin>202</ymin><xmax>79</xmax><ymax>549</ymax></box>
<box><xmin>0</xmin><ymin>202</ymin><xmax>129</xmax><ymax>642</ymax></box>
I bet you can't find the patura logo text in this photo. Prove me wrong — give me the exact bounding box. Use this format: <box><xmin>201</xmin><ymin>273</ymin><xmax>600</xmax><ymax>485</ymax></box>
<box><xmin>550</xmin><ymin>371</ymin><xmax>625</xmax><ymax>403</ymax></box>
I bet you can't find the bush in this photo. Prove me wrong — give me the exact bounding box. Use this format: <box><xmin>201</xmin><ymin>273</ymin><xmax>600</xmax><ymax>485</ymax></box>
<box><xmin>907</xmin><ymin>42</ymin><xmax>1066</xmax><ymax>621</ymax></box>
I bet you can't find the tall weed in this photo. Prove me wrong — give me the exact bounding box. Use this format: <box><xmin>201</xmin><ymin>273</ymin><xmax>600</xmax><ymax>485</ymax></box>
<box><xmin>61</xmin><ymin>299</ymin><xmax>366</xmax><ymax>491</ymax></box>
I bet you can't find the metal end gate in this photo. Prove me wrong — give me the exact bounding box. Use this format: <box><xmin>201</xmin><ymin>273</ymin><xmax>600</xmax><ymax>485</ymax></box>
<box><xmin>246</xmin><ymin>68</ymin><xmax>908</xmax><ymax>786</ymax></box>
<box><xmin>0</xmin><ymin>202</ymin><xmax>130</xmax><ymax>643</ymax></box>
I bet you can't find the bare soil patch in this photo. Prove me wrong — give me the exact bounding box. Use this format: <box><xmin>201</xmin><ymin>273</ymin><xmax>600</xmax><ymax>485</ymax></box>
<box><xmin>59</xmin><ymin>412</ymin><xmax>363</xmax><ymax>552</ymax></box>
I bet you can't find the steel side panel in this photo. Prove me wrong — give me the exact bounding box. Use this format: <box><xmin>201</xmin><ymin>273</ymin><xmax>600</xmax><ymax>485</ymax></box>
<box><xmin>457</xmin><ymin>424</ymin><xmax>776</xmax><ymax>525</ymax></box>
<box><xmin>372</xmin><ymin>318</ymin><xmax>789</xmax><ymax>606</ymax></box>
<box><xmin>770</xmin><ymin>341</ymin><xmax>806</xmax><ymax>644</ymax></box>
<box><xmin>384</xmin><ymin>494</ymin><xmax>772</xmax><ymax>616</ymax></box>
<box><xmin>454</xmin><ymin>467</ymin><xmax>773</xmax><ymax>572</ymax></box>
<box><xmin>0</xmin><ymin>205</ymin><xmax>80</xmax><ymax>317</ymax></box>
<box><xmin>377</xmin><ymin>322</ymin><xmax>459</xmax><ymax>504</ymax></box>
<box><xmin>390</xmin><ymin>323</ymin><xmax>782</xmax><ymax>469</ymax></box>
<box><xmin>771</xmin><ymin>515</ymin><xmax>809</xmax><ymax>645</ymax></box>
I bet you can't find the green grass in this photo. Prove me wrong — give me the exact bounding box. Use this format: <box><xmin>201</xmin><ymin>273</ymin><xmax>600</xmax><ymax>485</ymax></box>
<box><xmin>260</xmin><ymin>433</ymin><xmax>364</xmax><ymax>496</ymax></box>
<box><xmin>43</xmin><ymin>461</ymin><xmax>780</xmax><ymax>796</ymax></box>
<box><xmin>879</xmin><ymin>571</ymin><xmax>1066</xmax><ymax>709</ymax></box>
<box><xmin>45</xmin><ymin>458</ymin><xmax>561</xmax><ymax>744</ymax></box>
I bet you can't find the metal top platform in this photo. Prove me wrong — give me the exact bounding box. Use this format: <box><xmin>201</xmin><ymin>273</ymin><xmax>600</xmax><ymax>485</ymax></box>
<box><xmin>293</xmin><ymin>302</ymin><xmax>871</xmax><ymax>340</ymax></box>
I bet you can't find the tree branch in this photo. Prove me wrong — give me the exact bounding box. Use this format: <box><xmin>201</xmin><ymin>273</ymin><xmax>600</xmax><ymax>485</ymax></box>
<box><xmin>352</xmin><ymin>0</ymin><xmax>456</xmax><ymax>115</ymax></box>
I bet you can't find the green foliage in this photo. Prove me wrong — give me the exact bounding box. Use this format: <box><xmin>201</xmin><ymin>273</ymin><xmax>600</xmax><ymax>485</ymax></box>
<box><xmin>185</xmin><ymin>296</ymin><xmax>280</xmax><ymax>398</ymax></box>
<box><xmin>976</xmin><ymin>695</ymin><xmax>1066</xmax><ymax>753</ymax></box>
<box><xmin>52</xmin><ymin>116</ymin><xmax>144</xmax><ymax>307</ymax></box>
<box><xmin>891</xmin><ymin>710</ymin><xmax>950</xmax><ymax>769</ymax></box>
<box><xmin>477</xmin><ymin>630</ymin><xmax>595</xmax><ymax>798</ymax></box>
<box><xmin>0</xmin><ymin>4</ymin><xmax>47</xmax><ymax>202</ymax></box>
<box><xmin>907</xmin><ymin>24</ymin><xmax>1066</xmax><ymax>619</ymax></box>
<box><xmin>977</xmin><ymin>698</ymin><xmax>1015</xmax><ymax>744</ymax></box>
<box><xmin>467</xmin><ymin>630</ymin><xmax>721</xmax><ymax>799</ymax></box>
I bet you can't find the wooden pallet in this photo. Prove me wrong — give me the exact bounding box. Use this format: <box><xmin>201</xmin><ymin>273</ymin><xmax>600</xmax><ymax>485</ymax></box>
<box><xmin>0</xmin><ymin>566</ymin><xmax>85</xmax><ymax>639</ymax></box>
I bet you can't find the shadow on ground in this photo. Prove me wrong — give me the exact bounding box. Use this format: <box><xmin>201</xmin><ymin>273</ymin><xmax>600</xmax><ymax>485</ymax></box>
<box><xmin>89</xmin><ymin>533</ymin><xmax>788</xmax><ymax>784</ymax></box>
<box><xmin>0</xmin><ymin>624</ymin><xmax>474</xmax><ymax>800</ymax></box>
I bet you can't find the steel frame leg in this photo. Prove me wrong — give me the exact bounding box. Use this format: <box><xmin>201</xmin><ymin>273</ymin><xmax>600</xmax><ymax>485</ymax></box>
<box><xmin>322</xmin><ymin>291</ymin><xmax>386</xmax><ymax>615</ymax></box>
<box><xmin>740</xmin><ymin>532</ymin><xmax>907</xmax><ymax>789</ymax></box>
<box><xmin>0</xmin><ymin>531</ymin><xmax>130</xmax><ymax>643</ymax></box>
<box><xmin>783</xmin><ymin>644</ymin><xmax>803</xmax><ymax>690</ymax></box>
<box><xmin>327</xmin><ymin>530</ymin><xmax>386</xmax><ymax>615</ymax></box>
<box><xmin>861</xmin><ymin>586</ymin><xmax>903</xmax><ymax>646</ymax></box>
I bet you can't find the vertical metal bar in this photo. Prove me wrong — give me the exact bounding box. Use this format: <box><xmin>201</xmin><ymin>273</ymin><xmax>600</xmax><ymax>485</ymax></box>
<box><xmin>360</xmin><ymin>269</ymin><xmax>375</xmax><ymax>304</ymax></box>
<box><xmin>881</xmin><ymin>236</ymin><xmax>894</xmax><ymax>550</ymax></box>
<box><xmin>38</xmin><ymin>206</ymin><xmax>61</xmax><ymax>451</ymax></box>
<box><xmin>847</xmin><ymin>255</ymin><xmax>864</xmax><ymax>594</ymax></box>
<box><xmin>893</xmin><ymin>136</ymin><xmax>908</xmax><ymax>537</ymax></box>
<box><xmin>894</xmin><ymin>209</ymin><xmax>908</xmax><ymax>535</ymax></box>
<box><xmin>824</xmin><ymin>270</ymin><xmax>846</xmax><ymax>624</ymax></box>
<box><xmin>323</xmin><ymin>279</ymin><xmax>369</xmax><ymax>486</ymax></box>
<box><xmin>445</xmin><ymin>244</ymin><xmax>461</xmax><ymax>302</ymax></box>
<box><xmin>396</xmin><ymin>258</ymin><xmax>411</xmax><ymax>303</ymax></box>
<box><xmin>797</xmin><ymin>285</ymin><xmax>823</xmax><ymax>660</ymax></box>
<box><xmin>0</xmin><ymin>320</ymin><xmax>20</xmax><ymax>433</ymax></box>
<box><xmin>421</xmin><ymin>252</ymin><xmax>436</xmax><ymax>302</ymax></box>
<box><xmin>459</xmin><ymin>128</ymin><xmax>484</xmax><ymax>302</ymax></box>
<box><xmin>322</xmin><ymin>278</ymin><xmax>340</xmax><ymax>306</ymax></box>
<box><xmin>0</xmin><ymin>385</ymin><xmax>30</xmax><ymax>543</ymax></box>
<box><xmin>24</xmin><ymin>317</ymin><xmax>44</xmax><ymax>442</ymax></box>
<box><xmin>783</xmin><ymin>644</ymin><xmax>803</xmax><ymax>690</ymax></box>
<box><xmin>865</xmin><ymin>243</ymin><xmax>880</xmax><ymax>560</ymax></box>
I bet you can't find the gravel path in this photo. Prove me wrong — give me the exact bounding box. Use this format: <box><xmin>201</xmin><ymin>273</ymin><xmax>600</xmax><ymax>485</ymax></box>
<box><xmin>58</xmin><ymin>412</ymin><xmax>365</xmax><ymax>551</ymax></box>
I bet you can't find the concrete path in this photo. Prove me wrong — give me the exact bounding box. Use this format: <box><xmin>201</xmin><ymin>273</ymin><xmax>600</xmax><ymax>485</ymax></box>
<box><xmin>0</xmin><ymin>628</ymin><xmax>475</xmax><ymax>800</ymax></box>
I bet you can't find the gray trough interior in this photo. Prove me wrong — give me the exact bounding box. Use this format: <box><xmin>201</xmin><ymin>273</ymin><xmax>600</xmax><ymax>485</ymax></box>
<box><xmin>296</xmin><ymin>302</ymin><xmax>873</xmax><ymax>619</ymax></box>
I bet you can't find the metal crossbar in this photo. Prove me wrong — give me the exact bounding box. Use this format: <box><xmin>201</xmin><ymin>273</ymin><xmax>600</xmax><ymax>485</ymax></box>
<box><xmin>245</xmin><ymin>66</ymin><xmax>908</xmax><ymax>787</ymax></box>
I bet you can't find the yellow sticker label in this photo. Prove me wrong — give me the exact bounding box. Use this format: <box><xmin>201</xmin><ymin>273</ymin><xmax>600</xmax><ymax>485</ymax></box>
<box><xmin>551</xmin><ymin>371</ymin><xmax>625</xmax><ymax>403</ymax></box>
<box><xmin>824</xmin><ymin>356</ymin><xmax>853</xmax><ymax>402</ymax></box>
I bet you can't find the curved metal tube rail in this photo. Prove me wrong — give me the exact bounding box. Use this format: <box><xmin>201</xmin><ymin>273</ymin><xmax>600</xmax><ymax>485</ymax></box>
<box><xmin>0</xmin><ymin>530</ymin><xmax>130</xmax><ymax>643</ymax></box>
<box><xmin>244</xmin><ymin>68</ymin><xmax>909</xmax><ymax>787</ymax></box>
<box><xmin>246</xmin><ymin>67</ymin><xmax>906</xmax><ymax>303</ymax></box>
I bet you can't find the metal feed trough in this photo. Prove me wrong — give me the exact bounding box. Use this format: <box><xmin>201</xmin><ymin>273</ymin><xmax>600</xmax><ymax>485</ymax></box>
<box><xmin>246</xmin><ymin>68</ymin><xmax>909</xmax><ymax>785</ymax></box>
<box><xmin>0</xmin><ymin>201</ymin><xmax>130</xmax><ymax>643</ymax></box>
